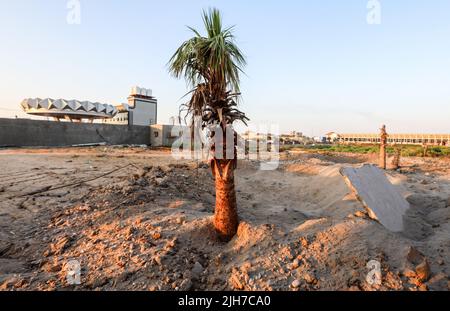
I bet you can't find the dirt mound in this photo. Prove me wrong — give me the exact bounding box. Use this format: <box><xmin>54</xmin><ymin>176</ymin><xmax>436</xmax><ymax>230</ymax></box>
<box><xmin>0</xmin><ymin>148</ymin><xmax>449</xmax><ymax>291</ymax></box>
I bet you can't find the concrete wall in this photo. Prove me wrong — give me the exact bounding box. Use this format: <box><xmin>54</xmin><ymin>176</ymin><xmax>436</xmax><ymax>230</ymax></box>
<box><xmin>0</xmin><ymin>118</ymin><xmax>150</xmax><ymax>147</ymax></box>
<box><xmin>149</xmin><ymin>124</ymin><xmax>164</xmax><ymax>147</ymax></box>
<box><xmin>150</xmin><ymin>124</ymin><xmax>187</xmax><ymax>147</ymax></box>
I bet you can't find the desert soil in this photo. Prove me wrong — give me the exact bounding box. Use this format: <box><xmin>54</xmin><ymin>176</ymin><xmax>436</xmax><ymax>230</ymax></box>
<box><xmin>0</xmin><ymin>147</ymin><xmax>449</xmax><ymax>291</ymax></box>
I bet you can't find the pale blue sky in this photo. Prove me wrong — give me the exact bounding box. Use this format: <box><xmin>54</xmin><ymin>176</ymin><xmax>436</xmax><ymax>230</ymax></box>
<box><xmin>1</xmin><ymin>1</ymin><xmax>450</xmax><ymax>136</ymax></box>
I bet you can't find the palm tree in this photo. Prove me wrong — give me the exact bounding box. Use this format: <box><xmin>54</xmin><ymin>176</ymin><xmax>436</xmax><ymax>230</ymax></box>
<box><xmin>168</xmin><ymin>8</ymin><xmax>248</xmax><ymax>241</ymax></box>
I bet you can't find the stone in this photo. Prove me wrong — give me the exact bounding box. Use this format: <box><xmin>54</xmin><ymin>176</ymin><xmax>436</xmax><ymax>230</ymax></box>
<box><xmin>402</xmin><ymin>268</ymin><xmax>417</xmax><ymax>278</ymax></box>
<box><xmin>117</xmin><ymin>271</ymin><xmax>133</xmax><ymax>283</ymax></box>
<box><xmin>0</xmin><ymin>277</ymin><xmax>18</xmax><ymax>290</ymax></box>
<box><xmin>418</xmin><ymin>284</ymin><xmax>428</xmax><ymax>291</ymax></box>
<box><xmin>354</xmin><ymin>211</ymin><xmax>367</xmax><ymax>218</ymax></box>
<box><xmin>179</xmin><ymin>278</ymin><xmax>193</xmax><ymax>291</ymax></box>
<box><xmin>348</xmin><ymin>285</ymin><xmax>361</xmax><ymax>291</ymax></box>
<box><xmin>92</xmin><ymin>277</ymin><xmax>108</xmax><ymax>289</ymax></box>
<box><xmin>135</xmin><ymin>177</ymin><xmax>148</xmax><ymax>187</ymax></box>
<box><xmin>406</xmin><ymin>246</ymin><xmax>424</xmax><ymax>265</ymax></box>
<box><xmin>415</xmin><ymin>260</ymin><xmax>431</xmax><ymax>282</ymax></box>
<box><xmin>43</xmin><ymin>249</ymin><xmax>52</xmax><ymax>257</ymax></box>
<box><xmin>347</xmin><ymin>270</ymin><xmax>360</xmax><ymax>287</ymax></box>
<box><xmin>300</xmin><ymin>237</ymin><xmax>309</xmax><ymax>248</ymax></box>
<box><xmin>407</xmin><ymin>277</ymin><xmax>421</xmax><ymax>287</ymax></box>
<box><xmin>291</xmin><ymin>258</ymin><xmax>300</xmax><ymax>270</ymax></box>
<box><xmin>173</xmin><ymin>272</ymin><xmax>181</xmax><ymax>279</ymax></box>
<box><xmin>291</xmin><ymin>279</ymin><xmax>301</xmax><ymax>288</ymax></box>
<box><xmin>340</xmin><ymin>164</ymin><xmax>410</xmax><ymax>232</ymax></box>
<box><xmin>191</xmin><ymin>261</ymin><xmax>203</xmax><ymax>280</ymax></box>
<box><xmin>304</xmin><ymin>273</ymin><xmax>317</xmax><ymax>284</ymax></box>
<box><xmin>48</xmin><ymin>263</ymin><xmax>62</xmax><ymax>273</ymax></box>
<box><xmin>426</xmin><ymin>272</ymin><xmax>448</xmax><ymax>290</ymax></box>
<box><xmin>230</xmin><ymin>275</ymin><xmax>244</xmax><ymax>290</ymax></box>
<box><xmin>152</xmin><ymin>256</ymin><xmax>162</xmax><ymax>266</ymax></box>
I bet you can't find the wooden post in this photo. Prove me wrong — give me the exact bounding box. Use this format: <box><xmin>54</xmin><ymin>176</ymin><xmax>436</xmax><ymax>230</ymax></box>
<box><xmin>379</xmin><ymin>125</ymin><xmax>387</xmax><ymax>169</ymax></box>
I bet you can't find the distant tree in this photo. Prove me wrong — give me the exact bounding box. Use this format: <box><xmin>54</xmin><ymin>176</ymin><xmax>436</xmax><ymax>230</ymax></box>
<box><xmin>168</xmin><ymin>8</ymin><xmax>248</xmax><ymax>241</ymax></box>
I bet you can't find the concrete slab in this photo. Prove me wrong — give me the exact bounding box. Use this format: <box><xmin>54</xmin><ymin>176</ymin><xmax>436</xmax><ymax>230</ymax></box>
<box><xmin>340</xmin><ymin>164</ymin><xmax>410</xmax><ymax>232</ymax></box>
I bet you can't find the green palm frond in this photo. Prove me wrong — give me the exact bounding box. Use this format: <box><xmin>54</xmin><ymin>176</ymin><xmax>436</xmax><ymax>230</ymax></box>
<box><xmin>168</xmin><ymin>8</ymin><xmax>248</xmax><ymax>127</ymax></box>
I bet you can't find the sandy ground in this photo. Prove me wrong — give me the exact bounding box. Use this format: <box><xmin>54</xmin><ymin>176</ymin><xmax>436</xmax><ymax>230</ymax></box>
<box><xmin>0</xmin><ymin>147</ymin><xmax>449</xmax><ymax>291</ymax></box>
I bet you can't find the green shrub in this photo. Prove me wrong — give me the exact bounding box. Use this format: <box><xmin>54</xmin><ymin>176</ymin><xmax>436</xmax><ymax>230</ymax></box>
<box><xmin>281</xmin><ymin>143</ymin><xmax>450</xmax><ymax>158</ymax></box>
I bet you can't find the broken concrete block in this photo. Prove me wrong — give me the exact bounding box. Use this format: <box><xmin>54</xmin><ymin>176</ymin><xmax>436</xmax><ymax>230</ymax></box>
<box><xmin>340</xmin><ymin>164</ymin><xmax>410</xmax><ymax>232</ymax></box>
<box><xmin>415</xmin><ymin>260</ymin><xmax>431</xmax><ymax>282</ymax></box>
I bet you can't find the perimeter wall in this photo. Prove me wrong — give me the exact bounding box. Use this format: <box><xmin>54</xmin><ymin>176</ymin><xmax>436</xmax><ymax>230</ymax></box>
<box><xmin>0</xmin><ymin>118</ymin><xmax>150</xmax><ymax>147</ymax></box>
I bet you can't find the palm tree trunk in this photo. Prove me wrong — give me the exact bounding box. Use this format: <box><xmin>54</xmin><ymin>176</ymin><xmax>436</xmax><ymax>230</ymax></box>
<box><xmin>211</xmin><ymin>159</ymin><xmax>238</xmax><ymax>241</ymax></box>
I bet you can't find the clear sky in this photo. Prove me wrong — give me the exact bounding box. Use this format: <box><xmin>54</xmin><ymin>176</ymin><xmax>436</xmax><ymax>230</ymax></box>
<box><xmin>1</xmin><ymin>0</ymin><xmax>450</xmax><ymax>136</ymax></box>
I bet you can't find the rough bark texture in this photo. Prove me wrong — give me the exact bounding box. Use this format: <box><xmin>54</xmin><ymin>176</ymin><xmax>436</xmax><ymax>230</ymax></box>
<box><xmin>379</xmin><ymin>125</ymin><xmax>387</xmax><ymax>170</ymax></box>
<box><xmin>211</xmin><ymin>159</ymin><xmax>238</xmax><ymax>241</ymax></box>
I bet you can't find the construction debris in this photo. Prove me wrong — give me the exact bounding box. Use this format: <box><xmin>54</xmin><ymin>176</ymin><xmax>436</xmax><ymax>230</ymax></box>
<box><xmin>340</xmin><ymin>164</ymin><xmax>410</xmax><ymax>232</ymax></box>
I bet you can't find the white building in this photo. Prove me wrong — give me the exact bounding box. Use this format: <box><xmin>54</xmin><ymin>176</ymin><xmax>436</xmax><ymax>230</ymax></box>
<box><xmin>325</xmin><ymin>132</ymin><xmax>340</xmax><ymax>143</ymax></box>
<box><xmin>21</xmin><ymin>98</ymin><xmax>117</xmax><ymax>122</ymax></box>
<box><xmin>104</xmin><ymin>86</ymin><xmax>157</xmax><ymax>126</ymax></box>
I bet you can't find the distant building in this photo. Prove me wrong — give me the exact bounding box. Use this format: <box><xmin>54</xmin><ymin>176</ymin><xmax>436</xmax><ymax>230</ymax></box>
<box><xmin>17</xmin><ymin>86</ymin><xmax>190</xmax><ymax>148</ymax></box>
<box><xmin>21</xmin><ymin>86</ymin><xmax>158</xmax><ymax>127</ymax></box>
<box><xmin>241</xmin><ymin>131</ymin><xmax>269</xmax><ymax>142</ymax></box>
<box><xmin>327</xmin><ymin>132</ymin><xmax>450</xmax><ymax>146</ymax></box>
<box><xmin>280</xmin><ymin>131</ymin><xmax>308</xmax><ymax>145</ymax></box>
<box><xmin>21</xmin><ymin>98</ymin><xmax>117</xmax><ymax>123</ymax></box>
<box><xmin>312</xmin><ymin>136</ymin><xmax>323</xmax><ymax>143</ymax></box>
<box><xmin>104</xmin><ymin>103</ymin><xmax>131</xmax><ymax>125</ymax></box>
<box><xmin>241</xmin><ymin>130</ymin><xmax>314</xmax><ymax>145</ymax></box>
<box><xmin>103</xmin><ymin>86</ymin><xmax>157</xmax><ymax>126</ymax></box>
<box><xmin>325</xmin><ymin>132</ymin><xmax>339</xmax><ymax>143</ymax></box>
